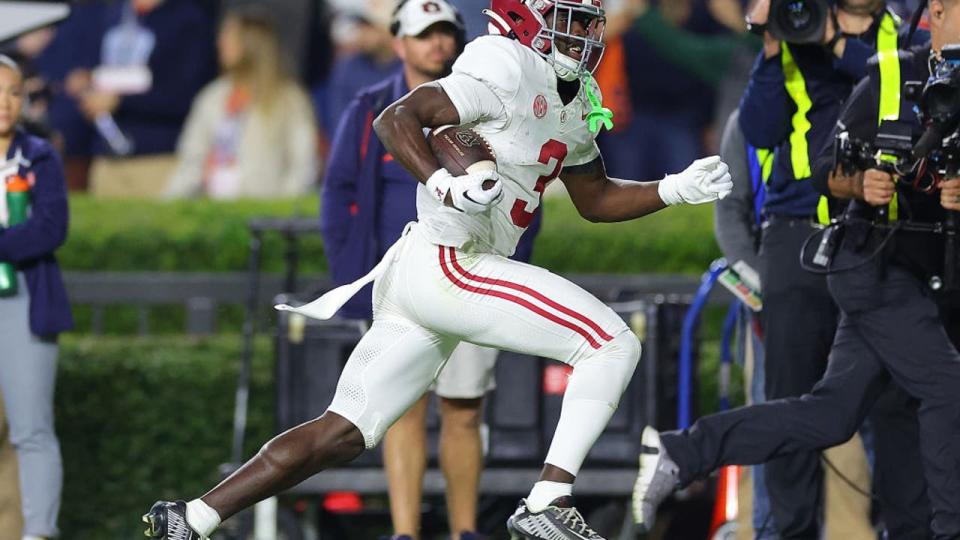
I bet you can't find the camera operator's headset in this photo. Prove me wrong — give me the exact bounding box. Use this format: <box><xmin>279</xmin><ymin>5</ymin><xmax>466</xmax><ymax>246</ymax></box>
<box><xmin>389</xmin><ymin>0</ymin><xmax>467</xmax><ymax>55</ymax></box>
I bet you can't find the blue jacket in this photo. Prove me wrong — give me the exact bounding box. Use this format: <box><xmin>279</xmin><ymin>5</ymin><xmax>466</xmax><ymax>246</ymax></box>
<box><xmin>0</xmin><ymin>130</ymin><xmax>73</xmax><ymax>336</ymax></box>
<box><xmin>739</xmin><ymin>14</ymin><xmax>925</xmax><ymax>217</ymax></box>
<box><xmin>321</xmin><ymin>73</ymin><xmax>542</xmax><ymax>320</ymax></box>
<box><xmin>88</xmin><ymin>0</ymin><xmax>216</xmax><ymax>156</ymax></box>
<box><xmin>35</xmin><ymin>0</ymin><xmax>106</xmax><ymax>157</ymax></box>
<box><xmin>321</xmin><ymin>54</ymin><xmax>402</xmax><ymax>140</ymax></box>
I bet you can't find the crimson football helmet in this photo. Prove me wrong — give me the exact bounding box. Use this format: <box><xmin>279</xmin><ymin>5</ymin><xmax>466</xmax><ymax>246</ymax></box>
<box><xmin>483</xmin><ymin>0</ymin><xmax>605</xmax><ymax>81</ymax></box>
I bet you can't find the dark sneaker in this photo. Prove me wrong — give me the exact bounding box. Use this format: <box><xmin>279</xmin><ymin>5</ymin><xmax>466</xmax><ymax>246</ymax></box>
<box><xmin>506</xmin><ymin>496</ymin><xmax>603</xmax><ymax>540</ymax></box>
<box><xmin>142</xmin><ymin>500</ymin><xmax>204</xmax><ymax>539</ymax></box>
<box><xmin>631</xmin><ymin>426</ymin><xmax>680</xmax><ymax>533</ymax></box>
<box><xmin>458</xmin><ymin>532</ymin><xmax>489</xmax><ymax>540</ymax></box>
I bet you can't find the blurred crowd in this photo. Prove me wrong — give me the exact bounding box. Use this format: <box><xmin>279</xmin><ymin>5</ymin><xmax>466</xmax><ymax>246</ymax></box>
<box><xmin>0</xmin><ymin>0</ymin><xmax>925</xmax><ymax>202</ymax></box>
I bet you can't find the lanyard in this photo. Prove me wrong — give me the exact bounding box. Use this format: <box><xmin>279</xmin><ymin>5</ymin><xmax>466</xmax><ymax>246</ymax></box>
<box><xmin>101</xmin><ymin>1</ymin><xmax>156</xmax><ymax>67</ymax></box>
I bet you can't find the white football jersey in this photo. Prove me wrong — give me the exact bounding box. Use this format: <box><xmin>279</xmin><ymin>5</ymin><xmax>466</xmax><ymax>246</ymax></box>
<box><xmin>422</xmin><ymin>35</ymin><xmax>602</xmax><ymax>257</ymax></box>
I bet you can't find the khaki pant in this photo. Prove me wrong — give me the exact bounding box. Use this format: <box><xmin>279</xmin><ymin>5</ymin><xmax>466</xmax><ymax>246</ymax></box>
<box><xmin>823</xmin><ymin>436</ymin><xmax>874</xmax><ymax>539</ymax></box>
<box><xmin>0</xmin><ymin>394</ymin><xmax>23</xmax><ymax>540</ymax></box>
<box><xmin>736</xmin><ymin>435</ymin><xmax>873</xmax><ymax>539</ymax></box>
<box><xmin>89</xmin><ymin>155</ymin><xmax>177</xmax><ymax>199</ymax></box>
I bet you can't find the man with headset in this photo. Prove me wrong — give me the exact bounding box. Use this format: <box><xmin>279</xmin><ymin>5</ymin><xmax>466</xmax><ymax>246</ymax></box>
<box><xmin>322</xmin><ymin>1</ymin><xmax>540</xmax><ymax>538</ymax></box>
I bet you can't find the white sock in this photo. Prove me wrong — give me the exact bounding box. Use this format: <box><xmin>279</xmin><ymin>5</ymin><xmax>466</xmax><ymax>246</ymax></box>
<box><xmin>526</xmin><ymin>480</ymin><xmax>572</xmax><ymax>512</ymax></box>
<box><xmin>186</xmin><ymin>498</ymin><xmax>221</xmax><ymax>537</ymax></box>
<box><xmin>23</xmin><ymin>536</ymin><xmax>46</xmax><ymax>540</ymax></box>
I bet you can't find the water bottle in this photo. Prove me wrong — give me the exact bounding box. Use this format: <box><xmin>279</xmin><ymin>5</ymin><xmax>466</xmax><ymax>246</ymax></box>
<box><xmin>0</xmin><ymin>176</ymin><xmax>31</xmax><ymax>297</ymax></box>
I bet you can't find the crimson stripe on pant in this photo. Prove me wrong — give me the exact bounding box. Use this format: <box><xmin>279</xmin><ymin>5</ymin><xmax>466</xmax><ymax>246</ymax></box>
<box><xmin>447</xmin><ymin>247</ymin><xmax>615</xmax><ymax>341</ymax></box>
<box><xmin>438</xmin><ymin>246</ymin><xmax>608</xmax><ymax>349</ymax></box>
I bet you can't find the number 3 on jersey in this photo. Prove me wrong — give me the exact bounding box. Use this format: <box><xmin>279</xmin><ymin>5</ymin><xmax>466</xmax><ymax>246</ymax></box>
<box><xmin>511</xmin><ymin>139</ymin><xmax>568</xmax><ymax>228</ymax></box>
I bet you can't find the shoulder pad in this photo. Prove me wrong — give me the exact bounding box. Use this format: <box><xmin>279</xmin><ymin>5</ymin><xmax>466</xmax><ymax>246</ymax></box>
<box><xmin>451</xmin><ymin>35</ymin><xmax>525</xmax><ymax>100</ymax></box>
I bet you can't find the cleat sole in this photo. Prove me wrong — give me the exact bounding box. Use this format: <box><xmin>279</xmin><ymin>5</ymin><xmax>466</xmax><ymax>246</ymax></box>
<box><xmin>142</xmin><ymin>511</ymin><xmax>158</xmax><ymax>537</ymax></box>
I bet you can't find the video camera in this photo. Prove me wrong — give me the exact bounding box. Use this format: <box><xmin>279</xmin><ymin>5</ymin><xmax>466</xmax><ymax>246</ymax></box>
<box><xmin>917</xmin><ymin>45</ymin><xmax>960</xmax><ymax>290</ymax></box>
<box><xmin>767</xmin><ymin>0</ymin><xmax>832</xmax><ymax>44</ymax></box>
<box><xmin>747</xmin><ymin>0</ymin><xmax>833</xmax><ymax>44</ymax></box>
<box><xmin>912</xmin><ymin>45</ymin><xmax>960</xmax><ymax>179</ymax></box>
<box><xmin>830</xmin><ymin>45</ymin><xmax>960</xmax><ymax>289</ymax></box>
<box><xmin>834</xmin><ymin>46</ymin><xmax>960</xmax><ymax>188</ymax></box>
<box><xmin>834</xmin><ymin>123</ymin><xmax>915</xmax><ymax>179</ymax></box>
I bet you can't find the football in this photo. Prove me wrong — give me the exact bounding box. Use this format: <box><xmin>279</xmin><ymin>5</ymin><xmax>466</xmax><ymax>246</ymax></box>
<box><xmin>427</xmin><ymin>126</ymin><xmax>497</xmax><ymax>186</ymax></box>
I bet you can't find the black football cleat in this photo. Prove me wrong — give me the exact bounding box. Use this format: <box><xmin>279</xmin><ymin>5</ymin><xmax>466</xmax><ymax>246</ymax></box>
<box><xmin>142</xmin><ymin>500</ymin><xmax>204</xmax><ymax>539</ymax></box>
<box><xmin>506</xmin><ymin>496</ymin><xmax>604</xmax><ymax>540</ymax></box>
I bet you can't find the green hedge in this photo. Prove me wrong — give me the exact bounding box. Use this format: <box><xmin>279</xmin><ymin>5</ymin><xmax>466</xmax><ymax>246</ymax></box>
<box><xmin>63</xmin><ymin>195</ymin><xmax>720</xmax><ymax>274</ymax></box>
<box><xmin>52</xmin><ymin>332</ymin><xmax>739</xmax><ymax>539</ymax></box>
<box><xmin>56</xmin><ymin>335</ymin><xmax>275</xmax><ymax>539</ymax></box>
<box><xmin>53</xmin><ymin>196</ymin><xmax>729</xmax><ymax>537</ymax></box>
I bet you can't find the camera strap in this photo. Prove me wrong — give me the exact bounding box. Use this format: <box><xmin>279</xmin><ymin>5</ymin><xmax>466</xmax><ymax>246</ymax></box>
<box><xmin>908</xmin><ymin>0</ymin><xmax>928</xmax><ymax>45</ymax></box>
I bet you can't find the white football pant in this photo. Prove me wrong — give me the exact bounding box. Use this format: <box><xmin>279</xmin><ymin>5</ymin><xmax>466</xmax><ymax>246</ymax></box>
<box><xmin>328</xmin><ymin>225</ymin><xmax>640</xmax><ymax>476</ymax></box>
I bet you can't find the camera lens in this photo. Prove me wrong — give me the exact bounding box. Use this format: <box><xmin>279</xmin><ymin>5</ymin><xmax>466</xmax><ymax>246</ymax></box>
<box><xmin>787</xmin><ymin>1</ymin><xmax>813</xmax><ymax>32</ymax></box>
<box><xmin>769</xmin><ymin>0</ymin><xmax>828</xmax><ymax>43</ymax></box>
<box><xmin>784</xmin><ymin>1</ymin><xmax>813</xmax><ymax>31</ymax></box>
<box><xmin>924</xmin><ymin>82</ymin><xmax>960</xmax><ymax>124</ymax></box>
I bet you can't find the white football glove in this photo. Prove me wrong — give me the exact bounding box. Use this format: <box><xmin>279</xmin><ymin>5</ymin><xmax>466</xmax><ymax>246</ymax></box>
<box><xmin>426</xmin><ymin>168</ymin><xmax>504</xmax><ymax>215</ymax></box>
<box><xmin>658</xmin><ymin>156</ymin><xmax>733</xmax><ymax>206</ymax></box>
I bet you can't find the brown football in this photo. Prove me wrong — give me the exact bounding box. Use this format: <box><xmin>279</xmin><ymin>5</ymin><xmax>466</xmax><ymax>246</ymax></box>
<box><xmin>427</xmin><ymin>126</ymin><xmax>498</xmax><ymax>188</ymax></box>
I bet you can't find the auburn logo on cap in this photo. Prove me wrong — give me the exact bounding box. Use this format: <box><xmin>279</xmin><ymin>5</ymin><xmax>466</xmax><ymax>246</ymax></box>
<box><xmin>423</xmin><ymin>1</ymin><xmax>441</xmax><ymax>12</ymax></box>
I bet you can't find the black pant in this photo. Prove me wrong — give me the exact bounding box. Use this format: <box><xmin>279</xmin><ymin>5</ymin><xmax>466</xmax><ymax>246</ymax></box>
<box><xmin>760</xmin><ymin>219</ymin><xmax>928</xmax><ymax>538</ymax></box>
<box><xmin>662</xmin><ymin>244</ymin><xmax>960</xmax><ymax>540</ymax></box>
<box><xmin>870</xmin><ymin>384</ymin><xmax>930</xmax><ymax>540</ymax></box>
<box><xmin>759</xmin><ymin>218</ymin><xmax>839</xmax><ymax>537</ymax></box>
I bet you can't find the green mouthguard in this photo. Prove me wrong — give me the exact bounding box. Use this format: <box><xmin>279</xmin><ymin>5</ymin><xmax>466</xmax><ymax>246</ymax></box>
<box><xmin>581</xmin><ymin>73</ymin><xmax>614</xmax><ymax>134</ymax></box>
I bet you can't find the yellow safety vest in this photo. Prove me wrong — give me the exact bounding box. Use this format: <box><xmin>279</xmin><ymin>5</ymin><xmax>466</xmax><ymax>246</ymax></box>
<box><xmin>780</xmin><ymin>11</ymin><xmax>901</xmax><ymax>224</ymax></box>
<box><xmin>757</xmin><ymin>148</ymin><xmax>774</xmax><ymax>182</ymax></box>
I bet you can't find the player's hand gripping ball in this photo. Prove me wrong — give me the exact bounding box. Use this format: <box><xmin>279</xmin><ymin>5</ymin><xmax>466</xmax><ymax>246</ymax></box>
<box><xmin>426</xmin><ymin>126</ymin><xmax>503</xmax><ymax>214</ymax></box>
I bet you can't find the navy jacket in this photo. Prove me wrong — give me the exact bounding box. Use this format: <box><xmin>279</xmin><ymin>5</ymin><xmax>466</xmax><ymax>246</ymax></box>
<box><xmin>35</xmin><ymin>0</ymin><xmax>106</xmax><ymax>157</ymax></box>
<box><xmin>321</xmin><ymin>73</ymin><xmax>542</xmax><ymax>320</ymax></box>
<box><xmin>322</xmin><ymin>55</ymin><xmax>402</xmax><ymax>140</ymax></box>
<box><xmin>88</xmin><ymin>0</ymin><xmax>216</xmax><ymax>156</ymax></box>
<box><xmin>739</xmin><ymin>13</ymin><xmax>925</xmax><ymax>217</ymax></box>
<box><xmin>0</xmin><ymin>130</ymin><xmax>73</xmax><ymax>336</ymax></box>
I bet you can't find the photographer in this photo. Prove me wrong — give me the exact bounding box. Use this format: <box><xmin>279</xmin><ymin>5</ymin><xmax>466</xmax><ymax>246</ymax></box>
<box><xmin>812</xmin><ymin>0</ymin><xmax>960</xmax><ymax>533</ymax></box>
<box><xmin>633</xmin><ymin>3</ymin><xmax>960</xmax><ymax>537</ymax></box>
<box><xmin>737</xmin><ymin>0</ymin><xmax>926</xmax><ymax>536</ymax></box>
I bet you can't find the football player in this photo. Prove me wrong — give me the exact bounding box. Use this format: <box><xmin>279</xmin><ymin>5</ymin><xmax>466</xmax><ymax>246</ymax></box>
<box><xmin>142</xmin><ymin>1</ymin><xmax>732</xmax><ymax>539</ymax></box>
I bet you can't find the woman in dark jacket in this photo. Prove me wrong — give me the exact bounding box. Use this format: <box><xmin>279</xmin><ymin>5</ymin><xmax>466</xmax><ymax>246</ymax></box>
<box><xmin>0</xmin><ymin>54</ymin><xmax>72</xmax><ymax>540</ymax></box>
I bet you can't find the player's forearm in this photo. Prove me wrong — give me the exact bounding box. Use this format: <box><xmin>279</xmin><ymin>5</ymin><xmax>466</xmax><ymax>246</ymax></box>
<box><xmin>374</xmin><ymin>84</ymin><xmax>463</xmax><ymax>184</ymax></box>
<box><xmin>587</xmin><ymin>178</ymin><xmax>668</xmax><ymax>223</ymax></box>
<box><xmin>373</xmin><ymin>103</ymin><xmax>443</xmax><ymax>183</ymax></box>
